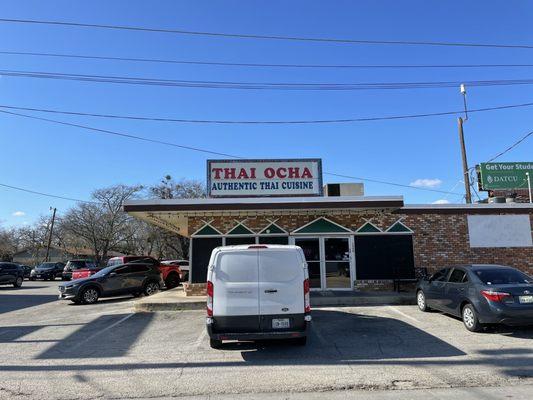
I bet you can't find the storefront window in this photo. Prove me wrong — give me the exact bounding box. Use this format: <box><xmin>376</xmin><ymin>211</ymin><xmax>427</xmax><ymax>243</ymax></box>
<box><xmin>225</xmin><ymin>237</ymin><xmax>256</xmax><ymax>246</ymax></box>
<box><xmin>294</xmin><ymin>238</ymin><xmax>321</xmax><ymax>288</ymax></box>
<box><xmin>258</xmin><ymin>236</ymin><xmax>289</xmax><ymax>245</ymax></box>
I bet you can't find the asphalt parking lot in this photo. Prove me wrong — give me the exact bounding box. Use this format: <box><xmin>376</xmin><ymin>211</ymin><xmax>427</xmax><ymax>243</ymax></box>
<box><xmin>1</xmin><ymin>280</ymin><xmax>532</xmax><ymax>399</ymax></box>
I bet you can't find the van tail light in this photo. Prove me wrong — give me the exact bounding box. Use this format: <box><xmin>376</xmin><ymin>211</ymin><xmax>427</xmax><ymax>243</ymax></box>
<box><xmin>481</xmin><ymin>290</ymin><xmax>511</xmax><ymax>302</ymax></box>
<box><xmin>207</xmin><ymin>281</ymin><xmax>214</xmax><ymax>316</ymax></box>
<box><xmin>303</xmin><ymin>278</ymin><xmax>311</xmax><ymax>313</ymax></box>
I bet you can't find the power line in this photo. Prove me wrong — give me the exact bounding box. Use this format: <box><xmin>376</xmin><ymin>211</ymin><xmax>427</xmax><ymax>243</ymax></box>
<box><xmin>0</xmin><ymin>182</ymin><xmax>99</xmax><ymax>204</ymax></box>
<box><xmin>322</xmin><ymin>172</ymin><xmax>461</xmax><ymax>196</ymax></box>
<box><xmin>1</xmin><ymin>18</ymin><xmax>533</xmax><ymax>50</ymax></box>
<box><xmin>485</xmin><ymin>130</ymin><xmax>533</xmax><ymax>163</ymax></box>
<box><xmin>2</xmin><ymin>50</ymin><xmax>533</xmax><ymax>70</ymax></box>
<box><xmin>3</xmin><ymin>69</ymin><xmax>533</xmax><ymax>91</ymax></box>
<box><xmin>0</xmin><ymin>101</ymin><xmax>532</xmax><ymax>124</ymax></box>
<box><xmin>0</xmin><ymin>109</ymin><xmax>464</xmax><ymax>197</ymax></box>
<box><xmin>0</xmin><ymin>109</ymin><xmax>243</xmax><ymax>158</ymax></box>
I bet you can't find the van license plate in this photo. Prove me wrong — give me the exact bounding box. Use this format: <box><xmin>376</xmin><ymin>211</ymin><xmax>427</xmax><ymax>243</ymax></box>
<box><xmin>272</xmin><ymin>318</ymin><xmax>290</xmax><ymax>329</ymax></box>
<box><xmin>519</xmin><ymin>295</ymin><xmax>533</xmax><ymax>304</ymax></box>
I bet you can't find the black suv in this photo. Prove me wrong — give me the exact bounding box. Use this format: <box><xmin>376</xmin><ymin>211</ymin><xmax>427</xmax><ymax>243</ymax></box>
<box><xmin>0</xmin><ymin>262</ymin><xmax>24</xmax><ymax>288</ymax></box>
<box><xmin>58</xmin><ymin>262</ymin><xmax>163</xmax><ymax>304</ymax></box>
<box><xmin>30</xmin><ymin>262</ymin><xmax>65</xmax><ymax>281</ymax></box>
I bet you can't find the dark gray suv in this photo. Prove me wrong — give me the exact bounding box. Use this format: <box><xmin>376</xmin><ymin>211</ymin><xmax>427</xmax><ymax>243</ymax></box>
<box><xmin>58</xmin><ymin>262</ymin><xmax>163</xmax><ymax>304</ymax></box>
<box><xmin>0</xmin><ymin>262</ymin><xmax>24</xmax><ymax>288</ymax></box>
<box><xmin>416</xmin><ymin>264</ymin><xmax>533</xmax><ymax>331</ymax></box>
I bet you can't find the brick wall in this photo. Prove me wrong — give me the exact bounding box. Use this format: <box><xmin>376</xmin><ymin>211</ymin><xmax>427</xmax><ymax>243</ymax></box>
<box><xmin>189</xmin><ymin>209</ymin><xmax>533</xmax><ymax>278</ymax></box>
<box><xmin>402</xmin><ymin>211</ymin><xmax>533</xmax><ymax>276</ymax></box>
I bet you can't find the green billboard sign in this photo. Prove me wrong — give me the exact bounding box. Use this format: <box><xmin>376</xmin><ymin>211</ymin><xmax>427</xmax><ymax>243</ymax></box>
<box><xmin>479</xmin><ymin>162</ymin><xmax>532</xmax><ymax>190</ymax></box>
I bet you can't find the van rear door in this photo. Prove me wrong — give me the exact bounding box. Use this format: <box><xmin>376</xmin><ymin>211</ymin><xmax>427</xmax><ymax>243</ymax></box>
<box><xmin>212</xmin><ymin>250</ymin><xmax>260</xmax><ymax>332</ymax></box>
<box><xmin>258</xmin><ymin>249</ymin><xmax>306</xmax><ymax>331</ymax></box>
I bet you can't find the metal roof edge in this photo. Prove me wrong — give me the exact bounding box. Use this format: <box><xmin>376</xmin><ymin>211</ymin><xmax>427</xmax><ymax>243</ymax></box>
<box><xmin>402</xmin><ymin>203</ymin><xmax>533</xmax><ymax>210</ymax></box>
<box><xmin>124</xmin><ymin>195</ymin><xmax>404</xmax><ymax>207</ymax></box>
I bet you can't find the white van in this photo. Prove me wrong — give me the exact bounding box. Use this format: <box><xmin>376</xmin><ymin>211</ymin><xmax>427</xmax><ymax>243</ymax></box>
<box><xmin>206</xmin><ymin>244</ymin><xmax>311</xmax><ymax>348</ymax></box>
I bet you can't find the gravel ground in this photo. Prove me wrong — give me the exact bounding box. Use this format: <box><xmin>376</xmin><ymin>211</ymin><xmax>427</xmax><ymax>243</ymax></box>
<box><xmin>0</xmin><ymin>280</ymin><xmax>532</xmax><ymax>399</ymax></box>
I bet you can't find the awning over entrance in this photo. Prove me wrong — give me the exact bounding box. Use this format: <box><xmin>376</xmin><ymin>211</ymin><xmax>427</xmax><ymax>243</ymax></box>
<box><xmin>123</xmin><ymin>196</ymin><xmax>404</xmax><ymax>237</ymax></box>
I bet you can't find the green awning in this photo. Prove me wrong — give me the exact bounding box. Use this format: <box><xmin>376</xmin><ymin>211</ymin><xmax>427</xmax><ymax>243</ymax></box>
<box><xmin>293</xmin><ymin>218</ymin><xmax>351</xmax><ymax>234</ymax></box>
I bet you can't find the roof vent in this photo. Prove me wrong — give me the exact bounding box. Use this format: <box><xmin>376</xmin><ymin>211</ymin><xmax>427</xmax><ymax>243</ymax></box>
<box><xmin>323</xmin><ymin>183</ymin><xmax>364</xmax><ymax>197</ymax></box>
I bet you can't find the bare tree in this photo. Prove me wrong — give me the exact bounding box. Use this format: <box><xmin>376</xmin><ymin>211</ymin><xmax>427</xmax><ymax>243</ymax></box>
<box><xmin>61</xmin><ymin>184</ymin><xmax>142</xmax><ymax>264</ymax></box>
<box><xmin>149</xmin><ymin>175</ymin><xmax>206</xmax><ymax>199</ymax></box>
<box><xmin>0</xmin><ymin>226</ymin><xmax>17</xmax><ymax>261</ymax></box>
<box><xmin>141</xmin><ymin>176</ymin><xmax>206</xmax><ymax>260</ymax></box>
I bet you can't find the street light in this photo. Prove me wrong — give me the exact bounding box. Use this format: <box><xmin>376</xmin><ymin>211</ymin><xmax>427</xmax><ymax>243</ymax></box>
<box><xmin>526</xmin><ymin>172</ymin><xmax>532</xmax><ymax>204</ymax></box>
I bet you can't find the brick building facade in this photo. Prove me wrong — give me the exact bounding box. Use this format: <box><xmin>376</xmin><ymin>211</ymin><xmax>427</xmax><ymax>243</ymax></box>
<box><xmin>124</xmin><ymin>196</ymin><xmax>533</xmax><ymax>292</ymax></box>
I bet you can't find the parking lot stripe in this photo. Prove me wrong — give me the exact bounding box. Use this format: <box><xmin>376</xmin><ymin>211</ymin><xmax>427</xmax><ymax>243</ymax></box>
<box><xmin>65</xmin><ymin>313</ymin><xmax>134</xmax><ymax>352</ymax></box>
<box><xmin>194</xmin><ymin>329</ymin><xmax>207</xmax><ymax>349</ymax></box>
<box><xmin>386</xmin><ymin>306</ymin><xmax>421</xmax><ymax>324</ymax></box>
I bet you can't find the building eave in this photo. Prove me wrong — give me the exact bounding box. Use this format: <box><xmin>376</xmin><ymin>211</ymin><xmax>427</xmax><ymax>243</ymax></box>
<box><xmin>123</xmin><ymin>196</ymin><xmax>404</xmax><ymax>213</ymax></box>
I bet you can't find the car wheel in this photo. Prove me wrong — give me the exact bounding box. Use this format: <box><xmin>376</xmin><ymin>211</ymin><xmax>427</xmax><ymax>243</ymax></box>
<box><xmin>462</xmin><ymin>304</ymin><xmax>482</xmax><ymax>332</ymax></box>
<box><xmin>210</xmin><ymin>339</ymin><xmax>222</xmax><ymax>349</ymax></box>
<box><xmin>143</xmin><ymin>281</ymin><xmax>160</xmax><ymax>296</ymax></box>
<box><xmin>80</xmin><ymin>287</ymin><xmax>99</xmax><ymax>304</ymax></box>
<box><xmin>417</xmin><ymin>290</ymin><xmax>430</xmax><ymax>312</ymax></box>
<box><xmin>165</xmin><ymin>273</ymin><xmax>180</xmax><ymax>289</ymax></box>
<box><xmin>13</xmin><ymin>276</ymin><xmax>23</xmax><ymax>288</ymax></box>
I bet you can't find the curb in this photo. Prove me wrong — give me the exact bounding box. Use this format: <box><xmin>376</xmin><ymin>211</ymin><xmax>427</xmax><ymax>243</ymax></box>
<box><xmin>134</xmin><ymin>294</ymin><xmax>415</xmax><ymax>312</ymax></box>
<box><xmin>311</xmin><ymin>296</ymin><xmax>416</xmax><ymax>307</ymax></box>
<box><xmin>134</xmin><ymin>299</ymin><xmax>206</xmax><ymax>312</ymax></box>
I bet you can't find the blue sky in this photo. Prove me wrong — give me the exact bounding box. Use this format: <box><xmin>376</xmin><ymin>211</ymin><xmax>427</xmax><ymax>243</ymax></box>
<box><xmin>1</xmin><ymin>1</ymin><xmax>532</xmax><ymax>227</ymax></box>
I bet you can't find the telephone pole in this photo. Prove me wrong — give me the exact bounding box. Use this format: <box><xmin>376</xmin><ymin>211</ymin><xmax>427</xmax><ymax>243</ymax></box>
<box><xmin>45</xmin><ymin>207</ymin><xmax>57</xmax><ymax>262</ymax></box>
<box><xmin>459</xmin><ymin>84</ymin><xmax>472</xmax><ymax>204</ymax></box>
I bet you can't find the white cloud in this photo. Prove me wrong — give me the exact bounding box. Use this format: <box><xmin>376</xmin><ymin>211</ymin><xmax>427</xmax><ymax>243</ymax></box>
<box><xmin>432</xmin><ymin>199</ymin><xmax>451</xmax><ymax>204</ymax></box>
<box><xmin>12</xmin><ymin>211</ymin><xmax>26</xmax><ymax>217</ymax></box>
<box><xmin>409</xmin><ymin>178</ymin><xmax>443</xmax><ymax>188</ymax></box>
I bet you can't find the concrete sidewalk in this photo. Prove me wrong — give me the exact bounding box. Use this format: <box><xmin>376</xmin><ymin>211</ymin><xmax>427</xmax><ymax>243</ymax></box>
<box><xmin>134</xmin><ymin>287</ymin><xmax>205</xmax><ymax>312</ymax></box>
<box><xmin>134</xmin><ymin>287</ymin><xmax>415</xmax><ymax>312</ymax></box>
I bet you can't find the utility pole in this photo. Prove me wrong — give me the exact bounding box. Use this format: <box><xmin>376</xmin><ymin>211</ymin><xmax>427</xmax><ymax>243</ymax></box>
<box><xmin>45</xmin><ymin>207</ymin><xmax>57</xmax><ymax>262</ymax></box>
<box><xmin>459</xmin><ymin>84</ymin><xmax>472</xmax><ymax>204</ymax></box>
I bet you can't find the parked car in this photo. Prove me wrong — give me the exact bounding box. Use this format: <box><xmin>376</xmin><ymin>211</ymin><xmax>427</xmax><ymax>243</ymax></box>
<box><xmin>108</xmin><ymin>256</ymin><xmax>182</xmax><ymax>289</ymax></box>
<box><xmin>20</xmin><ymin>265</ymin><xmax>33</xmax><ymax>279</ymax></box>
<box><xmin>0</xmin><ymin>262</ymin><xmax>24</xmax><ymax>288</ymax></box>
<box><xmin>62</xmin><ymin>259</ymin><xmax>97</xmax><ymax>281</ymax></box>
<box><xmin>161</xmin><ymin>259</ymin><xmax>189</xmax><ymax>282</ymax></box>
<box><xmin>58</xmin><ymin>261</ymin><xmax>164</xmax><ymax>304</ymax></box>
<box><xmin>416</xmin><ymin>264</ymin><xmax>533</xmax><ymax>332</ymax></box>
<box><xmin>206</xmin><ymin>245</ymin><xmax>311</xmax><ymax>348</ymax></box>
<box><xmin>30</xmin><ymin>262</ymin><xmax>65</xmax><ymax>281</ymax></box>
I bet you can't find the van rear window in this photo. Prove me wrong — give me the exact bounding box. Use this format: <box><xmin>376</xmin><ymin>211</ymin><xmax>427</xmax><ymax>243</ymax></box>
<box><xmin>216</xmin><ymin>252</ymin><xmax>258</xmax><ymax>283</ymax></box>
<box><xmin>260</xmin><ymin>251</ymin><xmax>301</xmax><ymax>282</ymax></box>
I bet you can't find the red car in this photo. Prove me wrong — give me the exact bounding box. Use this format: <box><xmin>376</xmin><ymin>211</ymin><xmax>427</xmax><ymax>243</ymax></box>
<box><xmin>161</xmin><ymin>259</ymin><xmax>189</xmax><ymax>282</ymax></box>
<box><xmin>72</xmin><ymin>256</ymin><xmax>183</xmax><ymax>289</ymax></box>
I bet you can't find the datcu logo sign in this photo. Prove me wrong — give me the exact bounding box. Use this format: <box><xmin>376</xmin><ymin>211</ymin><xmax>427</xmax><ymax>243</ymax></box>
<box><xmin>478</xmin><ymin>162</ymin><xmax>532</xmax><ymax>190</ymax></box>
<box><xmin>207</xmin><ymin>159</ymin><xmax>323</xmax><ymax>198</ymax></box>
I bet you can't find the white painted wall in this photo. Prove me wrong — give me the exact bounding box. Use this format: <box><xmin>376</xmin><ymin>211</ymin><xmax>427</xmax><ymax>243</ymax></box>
<box><xmin>467</xmin><ymin>215</ymin><xmax>533</xmax><ymax>248</ymax></box>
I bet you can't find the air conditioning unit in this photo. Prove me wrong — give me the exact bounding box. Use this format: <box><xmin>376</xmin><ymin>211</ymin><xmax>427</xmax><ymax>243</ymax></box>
<box><xmin>323</xmin><ymin>183</ymin><xmax>364</xmax><ymax>197</ymax></box>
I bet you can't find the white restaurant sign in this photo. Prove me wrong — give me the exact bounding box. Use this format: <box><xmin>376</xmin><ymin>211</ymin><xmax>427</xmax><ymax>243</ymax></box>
<box><xmin>207</xmin><ymin>159</ymin><xmax>323</xmax><ymax>198</ymax></box>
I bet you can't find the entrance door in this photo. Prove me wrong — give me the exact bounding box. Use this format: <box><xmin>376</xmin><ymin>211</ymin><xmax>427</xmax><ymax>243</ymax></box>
<box><xmin>293</xmin><ymin>238</ymin><xmax>321</xmax><ymax>289</ymax></box>
<box><xmin>292</xmin><ymin>236</ymin><xmax>353</xmax><ymax>290</ymax></box>
<box><xmin>324</xmin><ymin>237</ymin><xmax>351</xmax><ymax>289</ymax></box>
